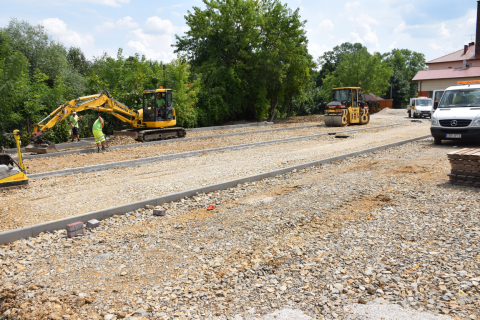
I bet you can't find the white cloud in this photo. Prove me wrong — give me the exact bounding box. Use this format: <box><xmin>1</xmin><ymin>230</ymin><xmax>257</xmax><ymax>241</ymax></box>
<box><xmin>467</xmin><ymin>17</ymin><xmax>476</xmax><ymax>27</ymax></box>
<box><xmin>309</xmin><ymin>43</ymin><xmax>331</xmax><ymax>59</ymax></box>
<box><xmin>41</xmin><ymin>18</ymin><xmax>94</xmax><ymax>48</ymax></box>
<box><xmin>348</xmin><ymin>14</ymin><xmax>379</xmax><ymax>47</ymax></box>
<box><xmin>318</xmin><ymin>19</ymin><xmax>334</xmax><ymax>31</ymax></box>
<box><xmin>171</xmin><ymin>11</ymin><xmax>183</xmax><ymax>18</ymax></box>
<box><xmin>126</xmin><ymin>28</ymin><xmax>176</xmax><ymax>62</ymax></box>
<box><xmin>439</xmin><ymin>23</ymin><xmax>451</xmax><ymax>37</ymax></box>
<box><xmin>429</xmin><ymin>40</ymin><xmax>442</xmax><ymax>51</ymax></box>
<box><xmin>116</xmin><ymin>16</ymin><xmax>139</xmax><ymax>29</ymax></box>
<box><xmin>145</xmin><ymin>16</ymin><xmax>177</xmax><ymax>34</ymax></box>
<box><xmin>95</xmin><ymin>16</ymin><xmax>138</xmax><ymax>31</ymax></box>
<box><xmin>84</xmin><ymin>0</ymin><xmax>130</xmax><ymax>7</ymax></box>
<box><xmin>349</xmin><ymin>32</ymin><xmax>364</xmax><ymax>44</ymax></box>
<box><xmin>394</xmin><ymin>22</ymin><xmax>406</xmax><ymax>34</ymax></box>
<box><xmin>345</xmin><ymin>1</ymin><xmax>360</xmax><ymax>11</ymax></box>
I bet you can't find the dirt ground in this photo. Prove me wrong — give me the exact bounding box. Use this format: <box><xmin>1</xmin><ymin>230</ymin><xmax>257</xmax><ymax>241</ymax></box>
<box><xmin>1</xmin><ymin>139</ymin><xmax>479</xmax><ymax>320</ymax></box>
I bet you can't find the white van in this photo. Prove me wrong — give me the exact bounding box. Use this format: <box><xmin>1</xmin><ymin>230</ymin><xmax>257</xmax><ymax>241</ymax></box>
<box><xmin>430</xmin><ymin>81</ymin><xmax>480</xmax><ymax>145</ymax></box>
<box><xmin>407</xmin><ymin>97</ymin><xmax>433</xmax><ymax>118</ymax></box>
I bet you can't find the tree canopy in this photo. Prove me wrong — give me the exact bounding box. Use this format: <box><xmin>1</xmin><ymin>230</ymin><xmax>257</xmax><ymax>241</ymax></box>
<box><xmin>319</xmin><ymin>47</ymin><xmax>393</xmax><ymax>102</ymax></box>
<box><xmin>175</xmin><ymin>0</ymin><xmax>315</xmax><ymax>123</ymax></box>
<box><xmin>382</xmin><ymin>49</ymin><xmax>426</xmax><ymax>106</ymax></box>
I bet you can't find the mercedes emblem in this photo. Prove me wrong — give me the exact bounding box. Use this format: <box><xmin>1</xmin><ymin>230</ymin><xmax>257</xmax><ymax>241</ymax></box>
<box><xmin>451</xmin><ymin>120</ymin><xmax>458</xmax><ymax>127</ymax></box>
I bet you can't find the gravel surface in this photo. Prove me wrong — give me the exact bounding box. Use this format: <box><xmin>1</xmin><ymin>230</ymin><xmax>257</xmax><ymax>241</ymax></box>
<box><xmin>345</xmin><ymin>300</ymin><xmax>454</xmax><ymax>319</ymax></box>
<box><xmin>25</xmin><ymin>119</ymin><xmax>403</xmax><ymax>174</ymax></box>
<box><xmin>1</xmin><ymin>139</ymin><xmax>479</xmax><ymax>320</ymax></box>
<box><xmin>48</xmin><ymin>122</ymin><xmax>325</xmax><ymax>154</ymax></box>
<box><xmin>0</xmin><ymin>123</ymin><xmax>430</xmax><ymax>232</ymax></box>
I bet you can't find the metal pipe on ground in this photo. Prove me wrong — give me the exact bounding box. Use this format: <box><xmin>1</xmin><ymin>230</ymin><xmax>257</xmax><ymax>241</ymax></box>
<box><xmin>0</xmin><ymin>134</ymin><xmax>430</xmax><ymax>244</ymax></box>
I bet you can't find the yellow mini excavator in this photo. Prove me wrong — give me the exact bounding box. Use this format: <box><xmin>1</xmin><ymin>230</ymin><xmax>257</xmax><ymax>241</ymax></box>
<box><xmin>27</xmin><ymin>88</ymin><xmax>186</xmax><ymax>153</ymax></box>
<box><xmin>324</xmin><ymin>87</ymin><xmax>370</xmax><ymax>127</ymax></box>
<box><xmin>0</xmin><ymin>130</ymin><xmax>28</xmax><ymax>188</ymax></box>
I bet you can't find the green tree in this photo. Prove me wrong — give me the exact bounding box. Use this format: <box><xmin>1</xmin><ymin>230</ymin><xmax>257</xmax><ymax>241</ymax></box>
<box><xmin>387</xmin><ymin>70</ymin><xmax>410</xmax><ymax>108</ymax></box>
<box><xmin>316</xmin><ymin>42</ymin><xmax>366</xmax><ymax>87</ymax></box>
<box><xmin>0</xmin><ymin>30</ymin><xmax>30</xmax><ymax>146</ymax></box>
<box><xmin>175</xmin><ymin>0</ymin><xmax>314</xmax><ymax>125</ymax></box>
<box><xmin>319</xmin><ymin>48</ymin><xmax>393</xmax><ymax>102</ymax></box>
<box><xmin>67</xmin><ymin>46</ymin><xmax>91</xmax><ymax>76</ymax></box>
<box><xmin>382</xmin><ymin>49</ymin><xmax>426</xmax><ymax>106</ymax></box>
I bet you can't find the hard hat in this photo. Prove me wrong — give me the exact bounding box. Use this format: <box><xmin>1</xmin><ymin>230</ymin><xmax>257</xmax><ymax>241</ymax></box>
<box><xmin>72</xmin><ymin>111</ymin><xmax>76</xmax><ymax>114</ymax></box>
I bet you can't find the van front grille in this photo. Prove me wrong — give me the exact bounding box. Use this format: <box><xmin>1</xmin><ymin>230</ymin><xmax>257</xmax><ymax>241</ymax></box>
<box><xmin>439</xmin><ymin>119</ymin><xmax>472</xmax><ymax>127</ymax></box>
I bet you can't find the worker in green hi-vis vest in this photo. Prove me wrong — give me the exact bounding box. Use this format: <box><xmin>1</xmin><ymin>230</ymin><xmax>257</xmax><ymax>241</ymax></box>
<box><xmin>92</xmin><ymin>113</ymin><xmax>106</xmax><ymax>153</ymax></box>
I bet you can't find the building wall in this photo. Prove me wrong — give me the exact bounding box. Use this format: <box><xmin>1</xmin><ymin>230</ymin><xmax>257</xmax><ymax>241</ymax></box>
<box><xmin>427</xmin><ymin>60</ymin><xmax>480</xmax><ymax>70</ymax></box>
<box><xmin>417</xmin><ymin>77</ymin><xmax>480</xmax><ymax>91</ymax></box>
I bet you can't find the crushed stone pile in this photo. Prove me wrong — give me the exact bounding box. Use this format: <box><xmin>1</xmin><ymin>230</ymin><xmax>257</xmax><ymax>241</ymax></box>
<box><xmin>376</xmin><ymin>108</ymin><xmax>407</xmax><ymax>116</ymax></box>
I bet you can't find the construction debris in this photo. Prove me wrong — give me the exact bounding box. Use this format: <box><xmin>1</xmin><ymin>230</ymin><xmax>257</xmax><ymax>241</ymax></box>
<box><xmin>447</xmin><ymin>148</ymin><xmax>480</xmax><ymax>187</ymax></box>
<box><xmin>86</xmin><ymin>219</ymin><xmax>100</xmax><ymax>229</ymax></box>
<box><xmin>153</xmin><ymin>208</ymin><xmax>166</xmax><ymax>216</ymax></box>
<box><xmin>66</xmin><ymin>221</ymin><xmax>84</xmax><ymax>238</ymax></box>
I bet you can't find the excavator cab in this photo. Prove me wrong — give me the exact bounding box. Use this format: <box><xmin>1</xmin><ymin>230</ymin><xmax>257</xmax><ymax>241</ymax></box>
<box><xmin>142</xmin><ymin>89</ymin><xmax>174</xmax><ymax>122</ymax></box>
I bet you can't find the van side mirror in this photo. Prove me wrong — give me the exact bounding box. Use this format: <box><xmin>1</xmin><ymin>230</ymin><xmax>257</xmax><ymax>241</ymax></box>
<box><xmin>433</xmin><ymin>102</ymin><xmax>438</xmax><ymax>110</ymax></box>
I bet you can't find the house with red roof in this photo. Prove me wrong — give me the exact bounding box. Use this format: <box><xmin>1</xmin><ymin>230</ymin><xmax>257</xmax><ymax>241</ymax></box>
<box><xmin>412</xmin><ymin>2</ymin><xmax>480</xmax><ymax>100</ymax></box>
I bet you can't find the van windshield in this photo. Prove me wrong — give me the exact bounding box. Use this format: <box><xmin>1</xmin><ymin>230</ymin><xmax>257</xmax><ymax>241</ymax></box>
<box><xmin>415</xmin><ymin>99</ymin><xmax>432</xmax><ymax>106</ymax></box>
<box><xmin>439</xmin><ymin>88</ymin><xmax>480</xmax><ymax>108</ymax></box>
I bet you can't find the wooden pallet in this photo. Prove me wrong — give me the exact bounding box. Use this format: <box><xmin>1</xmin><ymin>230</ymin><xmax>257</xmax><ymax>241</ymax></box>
<box><xmin>447</xmin><ymin>148</ymin><xmax>480</xmax><ymax>160</ymax></box>
<box><xmin>447</xmin><ymin>148</ymin><xmax>480</xmax><ymax>187</ymax></box>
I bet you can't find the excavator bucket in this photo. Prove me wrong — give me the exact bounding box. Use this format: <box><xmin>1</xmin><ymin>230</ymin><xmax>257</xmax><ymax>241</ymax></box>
<box><xmin>24</xmin><ymin>142</ymin><xmax>59</xmax><ymax>154</ymax></box>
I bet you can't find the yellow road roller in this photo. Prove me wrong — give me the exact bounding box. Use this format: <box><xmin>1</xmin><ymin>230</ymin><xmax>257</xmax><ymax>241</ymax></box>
<box><xmin>324</xmin><ymin>87</ymin><xmax>370</xmax><ymax>127</ymax></box>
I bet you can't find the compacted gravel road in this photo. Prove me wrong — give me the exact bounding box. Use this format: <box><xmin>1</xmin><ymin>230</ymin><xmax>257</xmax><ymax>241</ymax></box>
<box><xmin>1</xmin><ymin>138</ymin><xmax>479</xmax><ymax>320</ymax></box>
<box><xmin>0</xmin><ymin>122</ymin><xmax>429</xmax><ymax>232</ymax></box>
<box><xmin>24</xmin><ymin>119</ymin><xmax>400</xmax><ymax>174</ymax></box>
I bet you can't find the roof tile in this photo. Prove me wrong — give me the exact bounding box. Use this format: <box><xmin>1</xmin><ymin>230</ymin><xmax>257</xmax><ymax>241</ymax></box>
<box><xmin>412</xmin><ymin>67</ymin><xmax>480</xmax><ymax>81</ymax></box>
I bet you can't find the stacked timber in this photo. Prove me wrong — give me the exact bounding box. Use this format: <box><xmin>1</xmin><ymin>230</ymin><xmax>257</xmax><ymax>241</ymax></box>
<box><xmin>447</xmin><ymin>148</ymin><xmax>480</xmax><ymax>187</ymax></box>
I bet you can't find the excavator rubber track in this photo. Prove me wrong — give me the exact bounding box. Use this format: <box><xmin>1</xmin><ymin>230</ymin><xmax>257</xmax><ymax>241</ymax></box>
<box><xmin>114</xmin><ymin>127</ymin><xmax>186</xmax><ymax>142</ymax></box>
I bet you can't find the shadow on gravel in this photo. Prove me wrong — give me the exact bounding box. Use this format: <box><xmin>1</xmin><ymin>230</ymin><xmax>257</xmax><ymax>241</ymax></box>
<box><xmin>422</xmin><ymin>140</ymin><xmax>480</xmax><ymax>150</ymax></box>
<box><xmin>437</xmin><ymin>181</ymin><xmax>479</xmax><ymax>190</ymax></box>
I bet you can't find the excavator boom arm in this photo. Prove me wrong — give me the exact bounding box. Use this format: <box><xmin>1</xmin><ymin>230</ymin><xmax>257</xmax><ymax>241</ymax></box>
<box><xmin>31</xmin><ymin>92</ymin><xmax>139</xmax><ymax>143</ymax></box>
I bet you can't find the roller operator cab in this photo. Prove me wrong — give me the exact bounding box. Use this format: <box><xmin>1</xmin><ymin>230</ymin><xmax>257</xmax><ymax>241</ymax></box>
<box><xmin>430</xmin><ymin>81</ymin><xmax>480</xmax><ymax>145</ymax></box>
<box><xmin>324</xmin><ymin>87</ymin><xmax>370</xmax><ymax>127</ymax></box>
<box><xmin>408</xmin><ymin>97</ymin><xmax>433</xmax><ymax>118</ymax></box>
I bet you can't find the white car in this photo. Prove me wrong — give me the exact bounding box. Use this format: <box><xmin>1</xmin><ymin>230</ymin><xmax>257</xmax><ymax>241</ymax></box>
<box><xmin>430</xmin><ymin>82</ymin><xmax>480</xmax><ymax>145</ymax></box>
<box><xmin>408</xmin><ymin>97</ymin><xmax>433</xmax><ymax>118</ymax></box>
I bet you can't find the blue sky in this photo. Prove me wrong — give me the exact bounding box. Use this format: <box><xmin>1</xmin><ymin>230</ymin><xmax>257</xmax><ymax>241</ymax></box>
<box><xmin>1</xmin><ymin>0</ymin><xmax>478</xmax><ymax>64</ymax></box>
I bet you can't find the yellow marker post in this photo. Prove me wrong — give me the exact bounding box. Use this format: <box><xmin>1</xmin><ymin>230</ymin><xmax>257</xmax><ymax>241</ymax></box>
<box><xmin>13</xmin><ymin>130</ymin><xmax>26</xmax><ymax>171</ymax></box>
